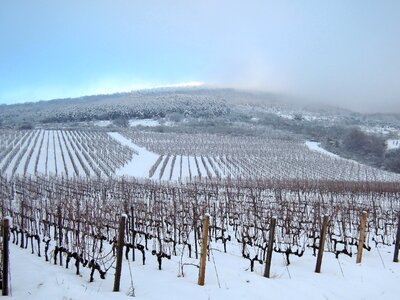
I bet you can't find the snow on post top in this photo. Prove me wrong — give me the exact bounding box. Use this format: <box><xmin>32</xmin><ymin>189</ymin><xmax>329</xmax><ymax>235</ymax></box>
<box><xmin>3</xmin><ymin>216</ymin><xmax>12</xmax><ymax>226</ymax></box>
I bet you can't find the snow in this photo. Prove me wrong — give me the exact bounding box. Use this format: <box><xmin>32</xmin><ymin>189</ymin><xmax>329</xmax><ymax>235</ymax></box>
<box><xmin>54</xmin><ymin>131</ymin><xmax>67</xmax><ymax>176</ymax></box>
<box><xmin>188</xmin><ymin>156</ymin><xmax>198</xmax><ymax>178</ymax></box>
<box><xmin>96</xmin><ymin>119</ymin><xmax>162</xmax><ymax>128</ymax></box>
<box><xmin>195</xmin><ymin>156</ymin><xmax>208</xmax><ymax>179</ymax></box>
<box><xmin>387</xmin><ymin>139</ymin><xmax>400</xmax><ymax>150</ymax></box>
<box><xmin>170</xmin><ymin>155</ymin><xmax>181</xmax><ymax>181</ymax></box>
<box><xmin>64</xmin><ymin>131</ymin><xmax>91</xmax><ymax>176</ymax></box>
<box><xmin>8</xmin><ymin>243</ymin><xmax>128</xmax><ymax>300</ymax></box>
<box><xmin>61</xmin><ymin>131</ymin><xmax>86</xmax><ymax>176</ymax></box>
<box><xmin>2</xmin><ymin>136</ymin><xmax>400</xmax><ymax>299</ymax></box>
<box><xmin>107</xmin><ymin>133</ymin><xmax>219</xmax><ymax>182</ymax></box>
<box><xmin>46</xmin><ymin>130</ymin><xmax>57</xmax><ymax>175</ymax></box>
<box><xmin>209</xmin><ymin>156</ymin><xmax>225</xmax><ymax>177</ymax></box>
<box><xmin>361</xmin><ymin>126</ymin><xmax>398</xmax><ymax>136</ymax></box>
<box><xmin>3</xmin><ymin>129</ymin><xmax>399</xmax><ymax>182</ymax></box>
<box><xmin>129</xmin><ymin>119</ymin><xmax>160</xmax><ymax>127</ymax></box>
<box><xmin>276</xmin><ymin>112</ymin><xmax>294</xmax><ymax>120</ymax></box>
<box><xmin>15</xmin><ymin>130</ymin><xmax>39</xmax><ymax>176</ymax></box>
<box><xmin>108</xmin><ymin>132</ymin><xmax>158</xmax><ymax>178</ymax></box>
<box><xmin>7</xmin><ymin>237</ymin><xmax>400</xmax><ymax>299</ymax></box>
<box><xmin>202</xmin><ymin>156</ymin><xmax>217</xmax><ymax>178</ymax></box>
<box><xmin>162</xmin><ymin>155</ymin><xmax>181</xmax><ymax>181</ymax></box>
<box><xmin>36</xmin><ymin>130</ymin><xmax>49</xmax><ymax>175</ymax></box>
<box><xmin>26</xmin><ymin>130</ymin><xmax>44</xmax><ymax>175</ymax></box>
<box><xmin>305</xmin><ymin>141</ymin><xmax>340</xmax><ymax>159</ymax></box>
<box><xmin>94</xmin><ymin>120</ymin><xmax>112</xmax><ymax>127</ymax></box>
<box><xmin>57</xmin><ymin>131</ymin><xmax>77</xmax><ymax>177</ymax></box>
<box><xmin>180</xmin><ymin>155</ymin><xmax>191</xmax><ymax>181</ymax></box>
<box><xmin>266</xmin><ymin>108</ymin><xmax>330</xmax><ymax>122</ymax></box>
<box><xmin>13</xmin><ymin>132</ymin><xmax>35</xmax><ymax>175</ymax></box>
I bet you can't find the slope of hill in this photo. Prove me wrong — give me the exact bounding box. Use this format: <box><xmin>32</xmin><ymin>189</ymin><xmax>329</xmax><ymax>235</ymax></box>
<box><xmin>1</xmin><ymin>87</ymin><xmax>399</xmax><ymax>175</ymax></box>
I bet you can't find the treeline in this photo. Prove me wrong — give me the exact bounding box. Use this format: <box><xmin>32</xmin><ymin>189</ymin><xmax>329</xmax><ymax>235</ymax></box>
<box><xmin>326</xmin><ymin>128</ymin><xmax>400</xmax><ymax>173</ymax></box>
<box><xmin>0</xmin><ymin>91</ymin><xmax>231</xmax><ymax>126</ymax></box>
<box><xmin>253</xmin><ymin>111</ymin><xmax>399</xmax><ymax>174</ymax></box>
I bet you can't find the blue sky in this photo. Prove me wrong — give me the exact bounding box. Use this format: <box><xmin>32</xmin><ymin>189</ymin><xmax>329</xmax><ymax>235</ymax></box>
<box><xmin>1</xmin><ymin>1</ymin><xmax>399</xmax><ymax>112</ymax></box>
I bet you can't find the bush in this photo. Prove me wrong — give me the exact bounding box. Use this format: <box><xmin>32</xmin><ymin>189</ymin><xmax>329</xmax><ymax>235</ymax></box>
<box><xmin>18</xmin><ymin>122</ymin><xmax>34</xmax><ymax>130</ymax></box>
<box><xmin>342</xmin><ymin>128</ymin><xmax>385</xmax><ymax>159</ymax></box>
<box><xmin>113</xmin><ymin>117</ymin><xmax>129</xmax><ymax>128</ymax></box>
<box><xmin>384</xmin><ymin>149</ymin><xmax>400</xmax><ymax>173</ymax></box>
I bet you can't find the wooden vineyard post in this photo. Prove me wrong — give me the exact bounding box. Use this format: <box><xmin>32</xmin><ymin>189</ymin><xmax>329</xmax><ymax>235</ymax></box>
<box><xmin>356</xmin><ymin>211</ymin><xmax>367</xmax><ymax>264</ymax></box>
<box><xmin>57</xmin><ymin>206</ymin><xmax>63</xmax><ymax>266</ymax></box>
<box><xmin>113</xmin><ymin>214</ymin><xmax>127</xmax><ymax>292</ymax></box>
<box><xmin>264</xmin><ymin>217</ymin><xmax>276</xmax><ymax>278</ymax></box>
<box><xmin>315</xmin><ymin>215</ymin><xmax>329</xmax><ymax>273</ymax></box>
<box><xmin>198</xmin><ymin>214</ymin><xmax>210</xmax><ymax>286</ymax></box>
<box><xmin>393</xmin><ymin>214</ymin><xmax>400</xmax><ymax>263</ymax></box>
<box><xmin>2</xmin><ymin>217</ymin><xmax>10</xmax><ymax>296</ymax></box>
<box><xmin>130</xmin><ymin>206</ymin><xmax>135</xmax><ymax>262</ymax></box>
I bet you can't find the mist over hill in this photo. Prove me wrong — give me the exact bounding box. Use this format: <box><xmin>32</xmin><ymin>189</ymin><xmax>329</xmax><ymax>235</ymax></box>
<box><xmin>1</xmin><ymin>87</ymin><xmax>399</xmax><ymax>174</ymax></box>
<box><xmin>0</xmin><ymin>87</ymin><xmax>388</xmax><ymax>126</ymax></box>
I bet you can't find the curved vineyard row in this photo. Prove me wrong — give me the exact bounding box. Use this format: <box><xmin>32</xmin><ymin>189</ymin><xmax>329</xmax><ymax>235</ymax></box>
<box><xmin>1</xmin><ymin>129</ymin><xmax>399</xmax><ymax>183</ymax></box>
<box><xmin>121</xmin><ymin>131</ymin><xmax>400</xmax><ymax>182</ymax></box>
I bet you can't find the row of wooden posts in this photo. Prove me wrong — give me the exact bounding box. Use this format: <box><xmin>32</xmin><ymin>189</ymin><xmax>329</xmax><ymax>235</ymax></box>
<box><xmin>111</xmin><ymin>213</ymin><xmax>212</xmax><ymax>291</ymax></box>
<box><xmin>113</xmin><ymin>211</ymin><xmax>400</xmax><ymax>290</ymax></box>
<box><xmin>1</xmin><ymin>211</ymin><xmax>400</xmax><ymax>296</ymax></box>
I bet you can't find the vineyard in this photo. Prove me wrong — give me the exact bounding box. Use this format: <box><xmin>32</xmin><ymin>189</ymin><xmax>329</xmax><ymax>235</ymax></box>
<box><xmin>2</xmin><ymin>129</ymin><xmax>400</xmax><ymax>184</ymax></box>
<box><xmin>0</xmin><ymin>129</ymin><xmax>135</xmax><ymax>178</ymax></box>
<box><xmin>120</xmin><ymin>131</ymin><xmax>400</xmax><ymax>182</ymax></box>
<box><xmin>2</xmin><ymin>0</ymin><xmax>400</xmax><ymax>297</ymax></box>
<box><xmin>1</xmin><ymin>128</ymin><xmax>400</xmax><ymax>298</ymax></box>
<box><xmin>1</xmin><ymin>175</ymin><xmax>400</xmax><ymax>298</ymax></box>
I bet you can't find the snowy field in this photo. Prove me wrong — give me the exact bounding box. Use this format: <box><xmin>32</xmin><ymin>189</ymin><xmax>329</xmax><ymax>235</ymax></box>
<box><xmin>108</xmin><ymin>132</ymin><xmax>159</xmax><ymax>178</ymax></box>
<box><xmin>305</xmin><ymin>141</ymin><xmax>340</xmax><ymax>158</ymax></box>
<box><xmin>93</xmin><ymin>119</ymin><xmax>162</xmax><ymax>128</ymax></box>
<box><xmin>129</xmin><ymin>119</ymin><xmax>160</xmax><ymax>127</ymax></box>
<box><xmin>93</xmin><ymin>120</ymin><xmax>113</xmax><ymax>127</ymax></box>
<box><xmin>387</xmin><ymin>139</ymin><xmax>400</xmax><ymax>150</ymax></box>
<box><xmin>1</xmin><ymin>129</ymin><xmax>400</xmax><ymax>182</ymax></box>
<box><xmin>114</xmin><ymin>131</ymin><xmax>400</xmax><ymax>182</ymax></box>
<box><xmin>8</xmin><ymin>238</ymin><xmax>400</xmax><ymax>300</ymax></box>
<box><xmin>361</xmin><ymin>125</ymin><xmax>399</xmax><ymax>136</ymax></box>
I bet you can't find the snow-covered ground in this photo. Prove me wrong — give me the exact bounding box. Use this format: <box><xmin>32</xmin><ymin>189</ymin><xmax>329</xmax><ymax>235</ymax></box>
<box><xmin>94</xmin><ymin>120</ymin><xmax>112</xmax><ymax>127</ymax></box>
<box><xmin>2</xmin><ymin>130</ymin><xmax>399</xmax><ymax>182</ymax></box>
<box><xmin>361</xmin><ymin>125</ymin><xmax>398</xmax><ymax>136</ymax></box>
<box><xmin>94</xmin><ymin>119</ymin><xmax>161</xmax><ymax>128</ymax></box>
<box><xmin>304</xmin><ymin>141</ymin><xmax>363</xmax><ymax>166</ymax></box>
<box><xmin>262</xmin><ymin>106</ymin><xmax>332</xmax><ymax>123</ymax></box>
<box><xmin>109</xmin><ymin>133</ymin><xmax>225</xmax><ymax>181</ymax></box>
<box><xmin>387</xmin><ymin>139</ymin><xmax>400</xmax><ymax>150</ymax></box>
<box><xmin>7</xmin><ymin>239</ymin><xmax>400</xmax><ymax>300</ymax></box>
<box><xmin>106</xmin><ymin>133</ymin><xmax>400</xmax><ymax>182</ymax></box>
<box><xmin>108</xmin><ymin>132</ymin><xmax>159</xmax><ymax>178</ymax></box>
<box><xmin>129</xmin><ymin>119</ymin><xmax>160</xmax><ymax>127</ymax></box>
<box><xmin>305</xmin><ymin>141</ymin><xmax>340</xmax><ymax>158</ymax></box>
